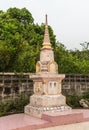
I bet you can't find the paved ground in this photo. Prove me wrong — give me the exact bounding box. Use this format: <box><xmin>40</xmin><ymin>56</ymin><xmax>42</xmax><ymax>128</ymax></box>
<box><xmin>0</xmin><ymin>114</ymin><xmax>48</xmax><ymax>130</ymax></box>
<box><xmin>39</xmin><ymin>121</ymin><xmax>89</xmax><ymax>130</ymax></box>
<box><xmin>0</xmin><ymin>109</ymin><xmax>89</xmax><ymax>130</ymax></box>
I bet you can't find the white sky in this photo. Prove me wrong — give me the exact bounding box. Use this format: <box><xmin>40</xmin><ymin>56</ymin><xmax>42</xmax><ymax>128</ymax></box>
<box><xmin>0</xmin><ymin>0</ymin><xmax>89</xmax><ymax>50</ymax></box>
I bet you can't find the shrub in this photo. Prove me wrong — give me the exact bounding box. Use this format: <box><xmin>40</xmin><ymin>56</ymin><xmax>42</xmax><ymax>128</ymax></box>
<box><xmin>0</xmin><ymin>94</ymin><xmax>29</xmax><ymax>117</ymax></box>
<box><xmin>66</xmin><ymin>95</ymin><xmax>82</xmax><ymax>108</ymax></box>
<box><xmin>82</xmin><ymin>91</ymin><xmax>89</xmax><ymax>100</ymax></box>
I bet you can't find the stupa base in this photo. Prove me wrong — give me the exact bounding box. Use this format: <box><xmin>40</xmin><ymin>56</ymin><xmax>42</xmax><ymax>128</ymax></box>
<box><xmin>25</xmin><ymin>104</ymin><xmax>71</xmax><ymax>118</ymax></box>
<box><xmin>25</xmin><ymin>94</ymin><xmax>71</xmax><ymax>118</ymax></box>
<box><xmin>25</xmin><ymin>105</ymin><xmax>71</xmax><ymax>118</ymax></box>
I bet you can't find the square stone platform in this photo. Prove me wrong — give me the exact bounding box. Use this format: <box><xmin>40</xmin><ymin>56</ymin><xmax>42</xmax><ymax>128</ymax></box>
<box><xmin>0</xmin><ymin>109</ymin><xmax>89</xmax><ymax>130</ymax></box>
<box><xmin>25</xmin><ymin>94</ymin><xmax>71</xmax><ymax>118</ymax></box>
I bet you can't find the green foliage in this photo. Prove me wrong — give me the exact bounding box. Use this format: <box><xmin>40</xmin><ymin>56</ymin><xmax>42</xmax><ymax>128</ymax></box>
<box><xmin>0</xmin><ymin>7</ymin><xmax>89</xmax><ymax>74</ymax></box>
<box><xmin>0</xmin><ymin>94</ymin><xmax>29</xmax><ymax>117</ymax></box>
<box><xmin>82</xmin><ymin>91</ymin><xmax>89</xmax><ymax>100</ymax></box>
<box><xmin>54</xmin><ymin>42</ymin><xmax>89</xmax><ymax>74</ymax></box>
<box><xmin>66</xmin><ymin>95</ymin><xmax>82</xmax><ymax>108</ymax></box>
<box><xmin>66</xmin><ymin>91</ymin><xmax>89</xmax><ymax>108</ymax></box>
<box><xmin>0</xmin><ymin>7</ymin><xmax>56</xmax><ymax>72</ymax></box>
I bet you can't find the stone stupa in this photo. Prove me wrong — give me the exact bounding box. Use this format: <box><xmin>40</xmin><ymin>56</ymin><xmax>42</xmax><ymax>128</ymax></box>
<box><xmin>25</xmin><ymin>15</ymin><xmax>71</xmax><ymax>118</ymax></box>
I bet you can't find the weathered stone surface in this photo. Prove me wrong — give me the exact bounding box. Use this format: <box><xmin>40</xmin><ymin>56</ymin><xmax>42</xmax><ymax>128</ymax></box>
<box><xmin>25</xmin><ymin>104</ymin><xmax>71</xmax><ymax>118</ymax></box>
<box><xmin>24</xmin><ymin>15</ymin><xmax>71</xmax><ymax>118</ymax></box>
<box><xmin>30</xmin><ymin>94</ymin><xmax>66</xmax><ymax>107</ymax></box>
<box><xmin>79</xmin><ymin>99</ymin><xmax>89</xmax><ymax>108</ymax></box>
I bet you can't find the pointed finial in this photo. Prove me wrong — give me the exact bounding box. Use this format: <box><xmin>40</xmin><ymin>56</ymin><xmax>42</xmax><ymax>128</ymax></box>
<box><xmin>45</xmin><ymin>14</ymin><xmax>48</xmax><ymax>26</ymax></box>
<box><xmin>42</xmin><ymin>14</ymin><xmax>51</xmax><ymax>48</ymax></box>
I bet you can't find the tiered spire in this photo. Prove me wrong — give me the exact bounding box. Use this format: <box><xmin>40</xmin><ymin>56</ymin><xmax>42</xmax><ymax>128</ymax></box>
<box><xmin>42</xmin><ymin>15</ymin><xmax>51</xmax><ymax>48</ymax></box>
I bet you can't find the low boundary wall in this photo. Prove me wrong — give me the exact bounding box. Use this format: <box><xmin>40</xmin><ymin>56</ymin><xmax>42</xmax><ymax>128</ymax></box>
<box><xmin>0</xmin><ymin>73</ymin><xmax>89</xmax><ymax>101</ymax></box>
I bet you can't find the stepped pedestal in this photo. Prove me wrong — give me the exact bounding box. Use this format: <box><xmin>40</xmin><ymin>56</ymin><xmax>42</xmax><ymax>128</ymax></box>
<box><xmin>25</xmin><ymin>94</ymin><xmax>71</xmax><ymax>118</ymax></box>
<box><xmin>25</xmin><ymin>73</ymin><xmax>71</xmax><ymax>118</ymax></box>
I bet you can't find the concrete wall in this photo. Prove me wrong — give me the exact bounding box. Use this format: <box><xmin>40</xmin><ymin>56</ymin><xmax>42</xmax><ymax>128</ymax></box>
<box><xmin>62</xmin><ymin>74</ymin><xmax>89</xmax><ymax>96</ymax></box>
<box><xmin>0</xmin><ymin>73</ymin><xmax>89</xmax><ymax>101</ymax></box>
<box><xmin>0</xmin><ymin>73</ymin><xmax>33</xmax><ymax>101</ymax></box>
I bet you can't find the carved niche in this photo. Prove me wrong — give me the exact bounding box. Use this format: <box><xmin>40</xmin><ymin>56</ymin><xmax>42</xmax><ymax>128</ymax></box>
<box><xmin>48</xmin><ymin>61</ymin><xmax>58</xmax><ymax>73</ymax></box>
<box><xmin>36</xmin><ymin>62</ymin><xmax>41</xmax><ymax>73</ymax></box>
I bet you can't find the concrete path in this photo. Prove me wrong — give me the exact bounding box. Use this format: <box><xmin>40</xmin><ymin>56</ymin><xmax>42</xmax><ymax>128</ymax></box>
<box><xmin>39</xmin><ymin>121</ymin><xmax>89</xmax><ymax>130</ymax></box>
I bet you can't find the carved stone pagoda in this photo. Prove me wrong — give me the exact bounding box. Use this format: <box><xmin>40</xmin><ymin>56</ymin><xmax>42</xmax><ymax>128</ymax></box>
<box><xmin>24</xmin><ymin>15</ymin><xmax>71</xmax><ymax>118</ymax></box>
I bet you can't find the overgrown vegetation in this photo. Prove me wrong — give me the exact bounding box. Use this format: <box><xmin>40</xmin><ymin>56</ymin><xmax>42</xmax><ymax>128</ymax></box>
<box><xmin>66</xmin><ymin>95</ymin><xmax>82</xmax><ymax>108</ymax></box>
<box><xmin>82</xmin><ymin>91</ymin><xmax>89</xmax><ymax>101</ymax></box>
<box><xmin>0</xmin><ymin>94</ymin><xmax>29</xmax><ymax>117</ymax></box>
<box><xmin>66</xmin><ymin>91</ymin><xmax>89</xmax><ymax>108</ymax></box>
<box><xmin>0</xmin><ymin>7</ymin><xmax>89</xmax><ymax>74</ymax></box>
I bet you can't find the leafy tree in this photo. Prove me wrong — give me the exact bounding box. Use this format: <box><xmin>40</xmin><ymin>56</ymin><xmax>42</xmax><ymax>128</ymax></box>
<box><xmin>0</xmin><ymin>7</ymin><xmax>56</xmax><ymax>72</ymax></box>
<box><xmin>0</xmin><ymin>7</ymin><xmax>89</xmax><ymax>74</ymax></box>
<box><xmin>54</xmin><ymin>41</ymin><xmax>89</xmax><ymax>74</ymax></box>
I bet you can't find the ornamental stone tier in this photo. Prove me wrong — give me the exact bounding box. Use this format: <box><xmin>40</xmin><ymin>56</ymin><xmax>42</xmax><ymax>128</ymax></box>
<box><xmin>24</xmin><ymin>15</ymin><xmax>71</xmax><ymax>118</ymax></box>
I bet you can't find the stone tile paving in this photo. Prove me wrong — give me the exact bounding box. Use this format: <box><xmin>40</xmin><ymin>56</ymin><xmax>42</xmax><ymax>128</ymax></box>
<box><xmin>0</xmin><ymin>109</ymin><xmax>89</xmax><ymax>130</ymax></box>
<box><xmin>39</xmin><ymin>121</ymin><xmax>89</xmax><ymax>130</ymax></box>
<box><xmin>0</xmin><ymin>114</ymin><xmax>48</xmax><ymax>130</ymax></box>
